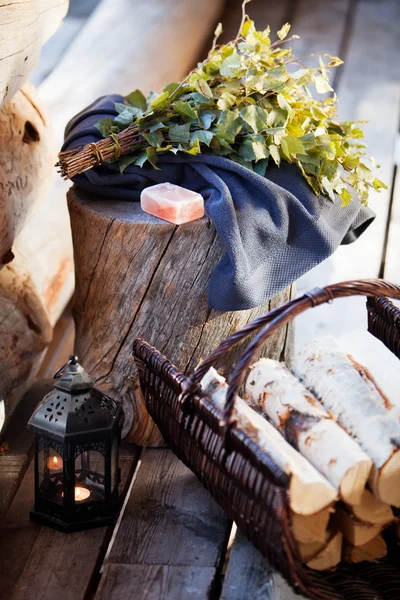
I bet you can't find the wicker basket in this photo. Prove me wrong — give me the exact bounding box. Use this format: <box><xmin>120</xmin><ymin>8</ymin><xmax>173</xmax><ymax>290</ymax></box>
<box><xmin>133</xmin><ymin>279</ymin><xmax>400</xmax><ymax>599</ymax></box>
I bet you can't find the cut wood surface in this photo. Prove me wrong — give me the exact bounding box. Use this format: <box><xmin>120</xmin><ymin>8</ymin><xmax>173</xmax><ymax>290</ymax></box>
<box><xmin>343</xmin><ymin>535</ymin><xmax>387</xmax><ymax>564</ymax></box>
<box><xmin>68</xmin><ymin>189</ymin><xmax>294</xmax><ymax>446</ymax></box>
<box><xmin>0</xmin><ymin>0</ymin><xmax>69</xmax><ymax>108</ymax></box>
<box><xmin>333</xmin><ymin>507</ymin><xmax>382</xmax><ymax>547</ymax></box>
<box><xmin>295</xmin><ymin>337</ymin><xmax>400</xmax><ymax>507</ymax></box>
<box><xmin>291</xmin><ymin>507</ymin><xmax>332</xmax><ymax>544</ymax></box>
<box><xmin>201</xmin><ymin>368</ymin><xmax>337</xmax><ymax>516</ymax></box>
<box><xmin>349</xmin><ymin>489</ymin><xmax>393</xmax><ymax>526</ymax></box>
<box><xmin>0</xmin><ymin>178</ymin><xmax>74</xmax><ymax>423</ymax></box>
<box><xmin>246</xmin><ymin>358</ymin><xmax>372</xmax><ymax>505</ymax></box>
<box><xmin>306</xmin><ymin>531</ymin><xmax>343</xmax><ymax>571</ymax></box>
<box><xmin>0</xmin><ymin>83</ymin><xmax>55</xmax><ymax>264</ymax></box>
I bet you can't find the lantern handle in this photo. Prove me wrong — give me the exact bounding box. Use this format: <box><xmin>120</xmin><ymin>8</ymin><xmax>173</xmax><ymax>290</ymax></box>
<box><xmin>53</xmin><ymin>355</ymin><xmax>79</xmax><ymax>379</ymax></box>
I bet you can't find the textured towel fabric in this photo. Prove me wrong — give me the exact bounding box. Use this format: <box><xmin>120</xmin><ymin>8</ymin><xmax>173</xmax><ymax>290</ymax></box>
<box><xmin>62</xmin><ymin>95</ymin><xmax>375</xmax><ymax>311</ymax></box>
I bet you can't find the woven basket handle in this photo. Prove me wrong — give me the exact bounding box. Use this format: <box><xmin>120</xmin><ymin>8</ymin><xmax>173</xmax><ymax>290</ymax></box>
<box><xmin>189</xmin><ymin>279</ymin><xmax>400</xmax><ymax>432</ymax></box>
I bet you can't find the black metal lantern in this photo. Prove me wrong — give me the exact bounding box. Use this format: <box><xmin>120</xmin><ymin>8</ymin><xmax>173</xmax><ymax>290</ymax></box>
<box><xmin>28</xmin><ymin>355</ymin><xmax>123</xmax><ymax>532</ymax></box>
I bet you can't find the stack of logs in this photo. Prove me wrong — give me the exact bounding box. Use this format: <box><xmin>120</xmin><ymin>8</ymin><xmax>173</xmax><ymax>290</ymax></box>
<box><xmin>202</xmin><ymin>336</ymin><xmax>400</xmax><ymax>571</ymax></box>
<box><xmin>0</xmin><ymin>0</ymin><xmax>73</xmax><ymax>425</ymax></box>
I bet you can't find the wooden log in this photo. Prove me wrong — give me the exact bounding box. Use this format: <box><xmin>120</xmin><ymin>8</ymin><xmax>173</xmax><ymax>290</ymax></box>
<box><xmin>291</xmin><ymin>506</ymin><xmax>333</xmax><ymax>544</ymax></box>
<box><xmin>68</xmin><ymin>188</ymin><xmax>294</xmax><ymax>446</ymax></box>
<box><xmin>201</xmin><ymin>368</ymin><xmax>337</xmax><ymax>516</ymax></box>
<box><xmin>333</xmin><ymin>506</ymin><xmax>382</xmax><ymax>546</ymax></box>
<box><xmin>348</xmin><ymin>489</ymin><xmax>393</xmax><ymax>526</ymax></box>
<box><xmin>0</xmin><ymin>0</ymin><xmax>68</xmax><ymax>108</ymax></box>
<box><xmin>343</xmin><ymin>535</ymin><xmax>387</xmax><ymax>564</ymax></box>
<box><xmin>294</xmin><ymin>337</ymin><xmax>400</xmax><ymax>507</ymax></box>
<box><xmin>306</xmin><ymin>531</ymin><xmax>343</xmax><ymax>571</ymax></box>
<box><xmin>0</xmin><ymin>83</ymin><xmax>56</xmax><ymax>264</ymax></box>
<box><xmin>0</xmin><ymin>179</ymin><xmax>74</xmax><ymax>421</ymax></box>
<box><xmin>246</xmin><ymin>358</ymin><xmax>372</xmax><ymax>505</ymax></box>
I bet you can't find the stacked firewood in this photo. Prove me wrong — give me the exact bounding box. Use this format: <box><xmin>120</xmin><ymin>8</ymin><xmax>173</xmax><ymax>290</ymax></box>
<box><xmin>0</xmin><ymin>0</ymin><xmax>73</xmax><ymax>424</ymax></box>
<box><xmin>201</xmin><ymin>336</ymin><xmax>400</xmax><ymax>571</ymax></box>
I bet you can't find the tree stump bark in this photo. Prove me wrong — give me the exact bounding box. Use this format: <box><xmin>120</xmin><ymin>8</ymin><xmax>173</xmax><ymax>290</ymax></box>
<box><xmin>68</xmin><ymin>186</ymin><xmax>294</xmax><ymax>447</ymax></box>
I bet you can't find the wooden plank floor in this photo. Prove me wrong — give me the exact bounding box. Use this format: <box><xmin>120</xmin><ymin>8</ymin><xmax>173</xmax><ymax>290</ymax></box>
<box><xmin>1</xmin><ymin>1</ymin><xmax>399</xmax><ymax>599</ymax></box>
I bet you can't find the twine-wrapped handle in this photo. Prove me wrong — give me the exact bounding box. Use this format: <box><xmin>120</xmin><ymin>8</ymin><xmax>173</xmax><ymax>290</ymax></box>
<box><xmin>189</xmin><ymin>279</ymin><xmax>400</xmax><ymax>437</ymax></box>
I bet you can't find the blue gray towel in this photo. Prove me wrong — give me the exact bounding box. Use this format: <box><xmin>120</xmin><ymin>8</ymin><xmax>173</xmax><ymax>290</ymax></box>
<box><xmin>62</xmin><ymin>95</ymin><xmax>375</xmax><ymax>311</ymax></box>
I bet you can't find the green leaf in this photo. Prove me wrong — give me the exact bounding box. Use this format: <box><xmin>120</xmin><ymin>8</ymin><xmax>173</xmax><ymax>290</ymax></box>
<box><xmin>198</xmin><ymin>109</ymin><xmax>217</xmax><ymax>130</ymax></box>
<box><xmin>114</xmin><ymin>109</ymin><xmax>135</xmax><ymax>128</ymax></box>
<box><xmin>119</xmin><ymin>155</ymin><xmax>137</xmax><ymax>173</ymax></box>
<box><xmin>372</xmin><ymin>178</ymin><xmax>388</xmax><ymax>191</ymax></box>
<box><xmin>314</xmin><ymin>76</ymin><xmax>333</xmax><ymax>94</ymax></box>
<box><xmin>270</xmin><ymin>144</ymin><xmax>281</xmax><ymax>166</ymax></box>
<box><xmin>168</xmin><ymin>123</ymin><xmax>191</xmax><ymax>143</ymax></box>
<box><xmin>340</xmin><ymin>188</ymin><xmax>353</xmax><ymax>206</ymax></box>
<box><xmin>146</xmin><ymin>147</ymin><xmax>160</xmax><ymax>169</ymax></box>
<box><xmin>195</xmin><ymin>79</ymin><xmax>213</xmax><ymax>99</ymax></box>
<box><xmin>173</xmin><ymin>101</ymin><xmax>198</xmax><ymax>120</ymax></box>
<box><xmin>125</xmin><ymin>89</ymin><xmax>147</xmax><ymax>111</ymax></box>
<box><xmin>277</xmin><ymin>23</ymin><xmax>291</xmax><ymax>40</ymax></box>
<box><xmin>220</xmin><ymin>53</ymin><xmax>242</xmax><ymax>78</ymax></box>
<box><xmin>217</xmin><ymin>110</ymin><xmax>242</xmax><ymax>140</ymax></box>
<box><xmin>96</xmin><ymin>117</ymin><xmax>114</xmax><ymax>138</ymax></box>
<box><xmin>191</xmin><ymin>130</ymin><xmax>214</xmax><ymax>147</ymax></box>
<box><xmin>163</xmin><ymin>82</ymin><xmax>180</xmax><ymax>96</ymax></box>
<box><xmin>143</xmin><ymin>130</ymin><xmax>164</xmax><ymax>147</ymax></box>
<box><xmin>254</xmin><ymin>158</ymin><xmax>268</xmax><ymax>177</ymax></box>
<box><xmin>148</xmin><ymin>120</ymin><xmax>165</xmax><ymax>132</ymax></box>
<box><xmin>328</xmin><ymin>56</ymin><xmax>344</xmax><ymax>67</ymax></box>
<box><xmin>240</xmin><ymin>105</ymin><xmax>269</xmax><ymax>133</ymax></box>
<box><xmin>151</xmin><ymin>91</ymin><xmax>169</xmax><ymax>108</ymax></box>
<box><xmin>217</xmin><ymin>92</ymin><xmax>236</xmax><ymax>110</ymax></box>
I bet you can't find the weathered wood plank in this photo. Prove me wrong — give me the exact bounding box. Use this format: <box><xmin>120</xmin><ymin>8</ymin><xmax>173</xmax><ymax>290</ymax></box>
<box><xmin>0</xmin><ymin>381</ymin><xmax>51</xmax><ymax>523</ymax></box>
<box><xmin>106</xmin><ymin>449</ymin><xmax>230</xmax><ymax>568</ymax></box>
<box><xmin>0</xmin><ymin>445</ymin><xmax>140</xmax><ymax>600</ymax></box>
<box><xmin>296</xmin><ymin>0</ymin><xmax>400</xmax><ymax>347</ymax></box>
<box><xmin>96</xmin><ymin>564</ymin><xmax>216</xmax><ymax>600</ymax></box>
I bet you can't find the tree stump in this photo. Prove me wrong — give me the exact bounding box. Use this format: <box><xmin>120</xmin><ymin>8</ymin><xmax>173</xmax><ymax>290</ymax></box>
<box><xmin>68</xmin><ymin>187</ymin><xmax>294</xmax><ymax>447</ymax></box>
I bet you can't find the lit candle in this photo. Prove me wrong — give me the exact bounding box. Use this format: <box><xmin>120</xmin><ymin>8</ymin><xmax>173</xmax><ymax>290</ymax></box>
<box><xmin>74</xmin><ymin>487</ymin><xmax>90</xmax><ymax>502</ymax></box>
<box><xmin>47</xmin><ymin>455</ymin><xmax>63</xmax><ymax>470</ymax></box>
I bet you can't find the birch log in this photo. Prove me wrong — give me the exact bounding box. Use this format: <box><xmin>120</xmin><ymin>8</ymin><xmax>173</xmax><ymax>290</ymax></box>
<box><xmin>333</xmin><ymin>507</ymin><xmax>382</xmax><ymax>546</ymax></box>
<box><xmin>245</xmin><ymin>359</ymin><xmax>372</xmax><ymax>505</ymax></box>
<box><xmin>0</xmin><ymin>83</ymin><xmax>56</xmax><ymax>264</ymax></box>
<box><xmin>69</xmin><ymin>189</ymin><xmax>294</xmax><ymax>447</ymax></box>
<box><xmin>294</xmin><ymin>337</ymin><xmax>400</xmax><ymax>507</ymax></box>
<box><xmin>343</xmin><ymin>535</ymin><xmax>387</xmax><ymax>563</ymax></box>
<box><xmin>349</xmin><ymin>489</ymin><xmax>393</xmax><ymax>525</ymax></box>
<box><xmin>0</xmin><ymin>0</ymin><xmax>69</xmax><ymax>108</ymax></box>
<box><xmin>201</xmin><ymin>368</ymin><xmax>337</xmax><ymax>516</ymax></box>
<box><xmin>0</xmin><ymin>186</ymin><xmax>74</xmax><ymax>420</ymax></box>
<box><xmin>291</xmin><ymin>506</ymin><xmax>333</xmax><ymax>543</ymax></box>
<box><xmin>306</xmin><ymin>531</ymin><xmax>343</xmax><ymax>571</ymax></box>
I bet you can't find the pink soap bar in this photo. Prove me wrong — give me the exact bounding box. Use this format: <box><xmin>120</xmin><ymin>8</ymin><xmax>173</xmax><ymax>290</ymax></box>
<box><xmin>140</xmin><ymin>182</ymin><xmax>205</xmax><ymax>225</ymax></box>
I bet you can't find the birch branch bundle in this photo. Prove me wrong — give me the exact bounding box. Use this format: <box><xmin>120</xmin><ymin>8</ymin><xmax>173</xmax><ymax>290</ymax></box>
<box><xmin>294</xmin><ymin>337</ymin><xmax>400</xmax><ymax>507</ymax></box>
<box><xmin>245</xmin><ymin>359</ymin><xmax>372</xmax><ymax>505</ymax></box>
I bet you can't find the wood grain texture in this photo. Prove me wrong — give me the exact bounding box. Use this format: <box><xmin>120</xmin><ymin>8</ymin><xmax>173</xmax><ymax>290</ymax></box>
<box><xmin>0</xmin><ymin>0</ymin><xmax>68</xmax><ymax>107</ymax></box>
<box><xmin>68</xmin><ymin>188</ymin><xmax>293</xmax><ymax>446</ymax></box>
<box><xmin>295</xmin><ymin>0</ymin><xmax>400</xmax><ymax>347</ymax></box>
<box><xmin>0</xmin><ymin>445</ymin><xmax>140</xmax><ymax>600</ymax></box>
<box><xmin>384</xmin><ymin>152</ymin><xmax>400</xmax><ymax>283</ymax></box>
<box><xmin>96</xmin><ymin>564</ymin><xmax>215</xmax><ymax>600</ymax></box>
<box><xmin>105</xmin><ymin>449</ymin><xmax>230</xmax><ymax>567</ymax></box>
<box><xmin>0</xmin><ymin>83</ymin><xmax>55</xmax><ymax>263</ymax></box>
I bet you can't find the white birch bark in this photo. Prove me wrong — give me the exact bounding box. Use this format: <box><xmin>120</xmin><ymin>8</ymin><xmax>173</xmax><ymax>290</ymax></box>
<box><xmin>294</xmin><ymin>336</ymin><xmax>400</xmax><ymax>507</ymax></box>
<box><xmin>245</xmin><ymin>358</ymin><xmax>372</xmax><ymax>505</ymax></box>
<box><xmin>201</xmin><ymin>368</ymin><xmax>337</xmax><ymax>516</ymax></box>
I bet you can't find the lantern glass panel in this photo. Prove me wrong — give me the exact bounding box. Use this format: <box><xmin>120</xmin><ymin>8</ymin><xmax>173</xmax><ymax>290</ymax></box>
<box><xmin>38</xmin><ymin>444</ymin><xmax>64</xmax><ymax>504</ymax></box>
<box><xmin>74</xmin><ymin>449</ymin><xmax>105</xmax><ymax>503</ymax></box>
